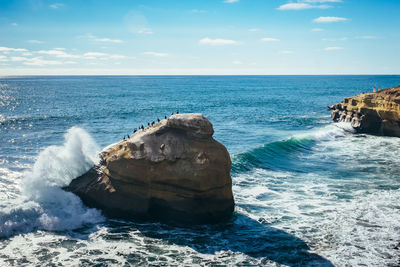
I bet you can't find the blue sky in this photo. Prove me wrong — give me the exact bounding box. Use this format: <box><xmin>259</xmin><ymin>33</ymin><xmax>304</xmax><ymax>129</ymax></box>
<box><xmin>0</xmin><ymin>0</ymin><xmax>399</xmax><ymax>75</ymax></box>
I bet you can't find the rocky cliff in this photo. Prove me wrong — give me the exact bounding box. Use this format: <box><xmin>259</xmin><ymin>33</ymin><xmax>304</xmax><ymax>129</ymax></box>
<box><xmin>64</xmin><ymin>113</ymin><xmax>235</xmax><ymax>224</ymax></box>
<box><xmin>329</xmin><ymin>86</ymin><xmax>400</xmax><ymax>137</ymax></box>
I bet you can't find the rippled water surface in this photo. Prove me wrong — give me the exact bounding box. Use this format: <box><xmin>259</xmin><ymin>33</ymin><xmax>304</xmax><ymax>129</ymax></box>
<box><xmin>1</xmin><ymin>75</ymin><xmax>400</xmax><ymax>266</ymax></box>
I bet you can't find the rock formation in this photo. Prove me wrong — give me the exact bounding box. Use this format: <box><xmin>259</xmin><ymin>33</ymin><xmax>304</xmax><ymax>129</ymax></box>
<box><xmin>329</xmin><ymin>86</ymin><xmax>400</xmax><ymax>137</ymax></box>
<box><xmin>65</xmin><ymin>113</ymin><xmax>234</xmax><ymax>224</ymax></box>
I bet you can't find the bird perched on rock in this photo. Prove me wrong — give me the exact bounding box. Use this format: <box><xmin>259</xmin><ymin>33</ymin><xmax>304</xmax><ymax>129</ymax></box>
<box><xmin>147</xmin><ymin>122</ymin><xmax>150</xmax><ymax>126</ymax></box>
<box><xmin>165</xmin><ymin>115</ymin><xmax>167</xmax><ymax>119</ymax></box>
<box><xmin>133</xmin><ymin>128</ymin><xmax>137</xmax><ymax>133</ymax></box>
<box><xmin>151</xmin><ymin>121</ymin><xmax>155</xmax><ymax>126</ymax></box>
<box><xmin>157</xmin><ymin>118</ymin><xmax>160</xmax><ymax>122</ymax></box>
<box><xmin>176</xmin><ymin>110</ymin><xmax>179</xmax><ymax>114</ymax></box>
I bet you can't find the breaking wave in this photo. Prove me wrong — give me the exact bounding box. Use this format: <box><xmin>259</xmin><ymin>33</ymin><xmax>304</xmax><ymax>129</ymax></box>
<box><xmin>0</xmin><ymin>127</ymin><xmax>104</xmax><ymax>238</ymax></box>
<box><xmin>232</xmin><ymin>124</ymin><xmax>350</xmax><ymax>173</ymax></box>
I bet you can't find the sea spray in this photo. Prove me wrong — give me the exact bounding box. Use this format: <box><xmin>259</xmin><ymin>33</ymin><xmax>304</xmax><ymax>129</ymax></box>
<box><xmin>23</xmin><ymin>127</ymin><xmax>100</xmax><ymax>193</ymax></box>
<box><xmin>0</xmin><ymin>127</ymin><xmax>104</xmax><ymax>237</ymax></box>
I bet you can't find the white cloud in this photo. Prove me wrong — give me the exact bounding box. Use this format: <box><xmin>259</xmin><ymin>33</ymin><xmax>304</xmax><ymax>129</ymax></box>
<box><xmin>249</xmin><ymin>28</ymin><xmax>261</xmax><ymax>32</ymax></box>
<box><xmin>87</xmin><ymin>34</ymin><xmax>123</xmax><ymax>43</ymax></box>
<box><xmin>261</xmin><ymin>37</ymin><xmax>280</xmax><ymax>42</ymax></box>
<box><xmin>232</xmin><ymin>60</ymin><xmax>242</xmax><ymax>65</ymax></box>
<box><xmin>95</xmin><ymin>37</ymin><xmax>123</xmax><ymax>43</ymax></box>
<box><xmin>322</xmin><ymin>37</ymin><xmax>347</xmax><ymax>41</ymax></box>
<box><xmin>313</xmin><ymin>16</ymin><xmax>348</xmax><ymax>23</ymax></box>
<box><xmin>0</xmin><ymin>47</ymin><xmax>28</xmax><ymax>52</ymax></box>
<box><xmin>279</xmin><ymin>50</ymin><xmax>294</xmax><ymax>54</ymax></box>
<box><xmin>83</xmin><ymin>52</ymin><xmax>107</xmax><ymax>59</ymax></box>
<box><xmin>199</xmin><ymin>37</ymin><xmax>238</xmax><ymax>46</ymax></box>
<box><xmin>50</xmin><ymin>3</ymin><xmax>64</xmax><ymax>9</ymax></box>
<box><xmin>278</xmin><ymin>3</ymin><xmax>331</xmax><ymax>10</ymax></box>
<box><xmin>28</xmin><ymin>40</ymin><xmax>44</xmax><ymax>44</ymax></box>
<box><xmin>11</xmin><ymin>22</ymin><xmax>18</xmax><ymax>27</ymax></box>
<box><xmin>357</xmin><ymin>35</ymin><xmax>377</xmax><ymax>39</ymax></box>
<box><xmin>108</xmin><ymin>54</ymin><xmax>127</xmax><ymax>59</ymax></box>
<box><xmin>224</xmin><ymin>0</ymin><xmax>239</xmax><ymax>3</ymax></box>
<box><xmin>37</xmin><ymin>49</ymin><xmax>80</xmax><ymax>58</ymax></box>
<box><xmin>312</xmin><ymin>28</ymin><xmax>324</xmax><ymax>32</ymax></box>
<box><xmin>10</xmin><ymin>57</ymin><xmax>28</xmax><ymax>62</ymax></box>
<box><xmin>143</xmin><ymin>52</ymin><xmax>168</xmax><ymax>57</ymax></box>
<box><xmin>324</xmin><ymin>46</ymin><xmax>344</xmax><ymax>50</ymax></box>
<box><xmin>23</xmin><ymin>57</ymin><xmax>63</xmax><ymax>66</ymax></box>
<box><xmin>136</xmin><ymin>28</ymin><xmax>153</xmax><ymax>34</ymax></box>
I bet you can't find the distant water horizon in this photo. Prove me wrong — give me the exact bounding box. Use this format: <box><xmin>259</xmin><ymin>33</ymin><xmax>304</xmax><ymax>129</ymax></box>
<box><xmin>1</xmin><ymin>74</ymin><xmax>399</xmax><ymax>77</ymax></box>
<box><xmin>1</xmin><ymin>75</ymin><xmax>399</xmax><ymax>266</ymax></box>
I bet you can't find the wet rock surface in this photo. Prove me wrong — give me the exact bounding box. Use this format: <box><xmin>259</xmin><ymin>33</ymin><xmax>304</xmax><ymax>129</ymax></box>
<box><xmin>329</xmin><ymin>86</ymin><xmax>400</xmax><ymax>137</ymax></box>
<box><xmin>64</xmin><ymin>113</ymin><xmax>235</xmax><ymax>224</ymax></box>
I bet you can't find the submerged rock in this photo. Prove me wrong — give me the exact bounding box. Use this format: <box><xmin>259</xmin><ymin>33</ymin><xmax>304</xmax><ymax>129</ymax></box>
<box><xmin>329</xmin><ymin>86</ymin><xmax>400</xmax><ymax>137</ymax></box>
<box><xmin>64</xmin><ymin>113</ymin><xmax>234</xmax><ymax>224</ymax></box>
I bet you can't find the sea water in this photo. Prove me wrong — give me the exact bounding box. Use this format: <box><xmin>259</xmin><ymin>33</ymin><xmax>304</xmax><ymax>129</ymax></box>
<box><xmin>0</xmin><ymin>75</ymin><xmax>399</xmax><ymax>266</ymax></box>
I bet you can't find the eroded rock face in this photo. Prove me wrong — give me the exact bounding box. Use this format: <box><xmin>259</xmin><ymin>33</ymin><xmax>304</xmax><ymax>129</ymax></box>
<box><xmin>65</xmin><ymin>113</ymin><xmax>234</xmax><ymax>224</ymax></box>
<box><xmin>329</xmin><ymin>86</ymin><xmax>400</xmax><ymax>137</ymax></box>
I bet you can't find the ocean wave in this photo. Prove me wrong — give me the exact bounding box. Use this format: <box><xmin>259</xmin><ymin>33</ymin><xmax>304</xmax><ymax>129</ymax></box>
<box><xmin>232</xmin><ymin>124</ymin><xmax>350</xmax><ymax>173</ymax></box>
<box><xmin>0</xmin><ymin>127</ymin><xmax>104</xmax><ymax>238</ymax></box>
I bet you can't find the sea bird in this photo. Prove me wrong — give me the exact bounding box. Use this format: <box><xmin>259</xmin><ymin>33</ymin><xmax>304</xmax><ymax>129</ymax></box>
<box><xmin>165</xmin><ymin>115</ymin><xmax>167</xmax><ymax>119</ymax></box>
<box><xmin>157</xmin><ymin>118</ymin><xmax>160</xmax><ymax>122</ymax></box>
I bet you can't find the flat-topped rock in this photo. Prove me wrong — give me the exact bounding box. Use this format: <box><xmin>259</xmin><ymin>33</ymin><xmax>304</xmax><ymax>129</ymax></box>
<box><xmin>329</xmin><ymin>86</ymin><xmax>400</xmax><ymax>136</ymax></box>
<box><xmin>65</xmin><ymin>113</ymin><xmax>235</xmax><ymax>224</ymax></box>
<box><xmin>167</xmin><ymin>113</ymin><xmax>214</xmax><ymax>137</ymax></box>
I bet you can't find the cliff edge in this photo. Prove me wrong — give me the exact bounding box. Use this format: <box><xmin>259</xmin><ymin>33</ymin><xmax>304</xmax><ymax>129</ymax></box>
<box><xmin>329</xmin><ymin>86</ymin><xmax>400</xmax><ymax>137</ymax></box>
<box><xmin>64</xmin><ymin>113</ymin><xmax>235</xmax><ymax>224</ymax></box>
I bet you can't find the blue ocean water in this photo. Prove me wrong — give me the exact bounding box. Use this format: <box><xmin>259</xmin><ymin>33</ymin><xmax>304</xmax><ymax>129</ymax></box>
<box><xmin>1</xmin><ymin>75</ymin><xmax>400</xmax><ymax>266</ymax></box>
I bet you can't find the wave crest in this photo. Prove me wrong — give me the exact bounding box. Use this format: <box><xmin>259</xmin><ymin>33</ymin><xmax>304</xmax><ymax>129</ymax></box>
<box><xmin>232</xmin><ymin>124</ymin><xmax>349</xmax><ymax>173</ymax></box>
<box><xmin>0</xmin><ymin>127</ymin><xmax>104</xmax><ymax>238</ymax></box>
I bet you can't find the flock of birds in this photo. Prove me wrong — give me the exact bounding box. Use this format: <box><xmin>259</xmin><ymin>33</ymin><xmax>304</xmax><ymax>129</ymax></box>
<box><xmin>123</xmin><ymin>111</ymin><xmax>180</xmax><ymax>140</ymax></box>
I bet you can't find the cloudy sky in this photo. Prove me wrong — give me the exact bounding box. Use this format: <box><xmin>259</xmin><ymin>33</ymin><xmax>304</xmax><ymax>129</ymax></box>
<box><xmin>0</xmin><ymin>0</ymin><xmax>399</xmax><ymax>75</ymax></box>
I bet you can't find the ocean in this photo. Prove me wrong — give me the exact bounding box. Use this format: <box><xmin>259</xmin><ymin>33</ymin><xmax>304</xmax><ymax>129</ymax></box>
<box><xmin>0</xmin><ymin>75</ymin><xmax>399</xmax><ymax>266</ymax></box>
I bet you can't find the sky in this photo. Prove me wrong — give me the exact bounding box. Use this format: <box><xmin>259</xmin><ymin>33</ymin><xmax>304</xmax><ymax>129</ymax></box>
<box><xmin>0</xmin><ymin>0</ymin><xmax>399</xmax><ymax>75</ymax></box>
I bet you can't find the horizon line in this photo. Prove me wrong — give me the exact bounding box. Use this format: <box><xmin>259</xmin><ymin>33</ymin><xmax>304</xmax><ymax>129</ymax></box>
<box><xmin>1</xmin><ymin>74</ymin><xmax>400</xmax><ymax>78</ymax></box>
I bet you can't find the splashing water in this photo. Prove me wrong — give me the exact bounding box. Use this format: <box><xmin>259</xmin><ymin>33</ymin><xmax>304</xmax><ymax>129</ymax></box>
<box><xmin>0</xmin><ymin>127</ymin><xmax>104</xmax><ymax>238</ymax></box>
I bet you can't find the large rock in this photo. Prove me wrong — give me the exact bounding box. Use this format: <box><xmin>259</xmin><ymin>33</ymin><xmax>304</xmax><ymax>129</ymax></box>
<box><xmin>329</xmin><ymin>86</ymin><xmax>400</xmax><ymax>137</ymax></box>
<box><xmin>65</xmin><ymin>113</ymin><xmax>235</xmax><ymax>224</ymax></box>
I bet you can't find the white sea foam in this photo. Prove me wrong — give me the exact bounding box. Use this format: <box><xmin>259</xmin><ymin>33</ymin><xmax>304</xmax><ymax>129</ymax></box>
<box><xmin>295</xmin><ymin>123</ymin><xmax>349</xmax><ymax>142</ymax></box>
<box><xmin>0</xmin><ymin>127</ymin><xmax>104</xmax><ymax>238</ymax></box>
<box><xmin>231</xmin><ymin>129</ymin><xmax>400</xmax><ymax>266</ymax></box>
<box><xmin>335</xmin><ymin>121</ymin><xmax>356</xmax><ymax>133</ymax></box>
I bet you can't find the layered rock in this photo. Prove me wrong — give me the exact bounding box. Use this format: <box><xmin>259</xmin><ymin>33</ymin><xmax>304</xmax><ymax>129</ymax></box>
<box><xmin>65</xmin><ymin>113</ymin><xmax>234</xmax><ymax>224</ymax></box>
<box><xmin>329</xmin><ymin>86</ymin><xmax>400</xmax><ymax>137</ymax></box>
